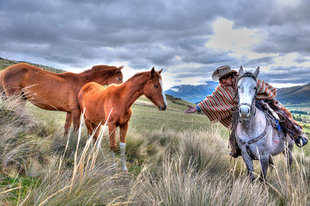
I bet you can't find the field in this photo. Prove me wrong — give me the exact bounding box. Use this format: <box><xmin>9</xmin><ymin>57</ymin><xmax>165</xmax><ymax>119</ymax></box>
<box><xmin>0</xmin><ymin>93</ymin><xmax>309</xmax><ymax>205</ymax></box>
<box><xmin>286</xmin><ymin>105</ymin><xmax>310</xmax><ymax>135</ymax></box>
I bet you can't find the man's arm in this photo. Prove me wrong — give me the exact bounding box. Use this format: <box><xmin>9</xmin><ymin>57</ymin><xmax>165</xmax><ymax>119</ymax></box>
<box><xmin>185</xmin><ymin>105</ymin><xmax>201</xmax><ymax>113</ymax></box>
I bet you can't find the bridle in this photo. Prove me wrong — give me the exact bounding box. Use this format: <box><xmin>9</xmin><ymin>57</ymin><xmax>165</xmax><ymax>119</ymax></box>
<box><xmin>237</xmin><ymin>72</ymin><xmax>258</xmax><ymax>118</ymax></box>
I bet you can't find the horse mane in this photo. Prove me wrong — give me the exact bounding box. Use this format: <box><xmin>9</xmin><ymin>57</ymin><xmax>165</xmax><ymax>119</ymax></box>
<box><xmin>80</xmin><ymin>65</ymin><xmax>118</xmax><ymax>74</ymax></box>
<box><xmin>126</xmin><ymin>70</ymin><xmax>161</xmax><ymax>83</ymax></box>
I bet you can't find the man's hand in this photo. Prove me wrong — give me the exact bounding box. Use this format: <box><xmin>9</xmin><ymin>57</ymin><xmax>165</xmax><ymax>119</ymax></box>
<box><xmin>185</xmin><ymin>105</ymin><xmax>197</xmax><ymax>113</ymax></box>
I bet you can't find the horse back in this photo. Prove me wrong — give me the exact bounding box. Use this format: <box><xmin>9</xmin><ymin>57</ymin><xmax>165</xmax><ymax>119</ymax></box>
<box><xmin>2</xmin><ymin>63</ymin><xmax>66</xmax><ymax>87</ymax></box>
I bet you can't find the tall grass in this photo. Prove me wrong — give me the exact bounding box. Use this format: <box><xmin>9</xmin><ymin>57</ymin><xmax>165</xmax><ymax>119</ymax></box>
<box><xmin>0</xmin><ymin>97</ymin><xmax>132</xmax><ymax>205</ymax></box>
<box><xmin>1</xmin><ymin>95</ymin><xmax>310</xmax><ymax>205</ymax></box>
<box><xmin>126</xmin><ymin>127</ymin><xmax>310</xmax><ymax>205</ymax></box>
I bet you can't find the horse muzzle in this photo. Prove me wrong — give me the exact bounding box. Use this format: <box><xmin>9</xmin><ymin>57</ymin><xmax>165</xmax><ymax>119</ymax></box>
<box><xmin>239</xmin><ymin>105</ymin><xmax>251</xmax><ymax>118</ymax></box>
<box><xmin>159</xmin><ymin>104</ymin><xmax>167</xmax><ymax>111</ymax></box>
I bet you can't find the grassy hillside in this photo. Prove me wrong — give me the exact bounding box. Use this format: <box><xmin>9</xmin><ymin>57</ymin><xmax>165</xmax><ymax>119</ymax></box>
<box><xmin>277</xmin><ymin>83</ymin><xmax>310</xmax><ymax>104</ymax></box>
<box><xmin>0</xmin><ymin>57</ymin><xmax>64</xmax><ymax>73</ymax></box>
<box><xmin>0</xmin><ymin>58</ymin><xmax>309</xmax><ymax>205</ymax></box>
<box><xmin>0</xmin><ymin>93</ymin><xmax>309</xmax><ymax>205</ymax></box>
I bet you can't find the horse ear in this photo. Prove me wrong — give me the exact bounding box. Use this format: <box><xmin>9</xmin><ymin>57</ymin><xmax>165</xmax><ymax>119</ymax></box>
<box><xmin>239</xmin><ymin>66</ymin><xmax>244</xmax><ymax>76</ymax></box>
<box><xmin>253</xmin><ymin>66</ymin><xmax>259</xmax><ymax>78</ymax></box>
<box><xmin>118</xmin><ymin>65</ymin><xmax>124</xmax><ymax>70</ymax></box>
<box><xmin>151</xmin><ymin>67</ymin><xmax>155</xmax><ymax>78</ymax></box>
<box><xmin>159</xmin><ymin>68</ymin><xmax>163</xmax><ymax>74</ymax></box>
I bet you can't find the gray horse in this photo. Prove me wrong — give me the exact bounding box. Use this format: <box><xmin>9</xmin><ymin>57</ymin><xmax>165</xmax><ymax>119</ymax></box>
<box><xmin>235</xmin><ymin>66</ymin><xmax>294</xmax><ymax>181</ymax></box>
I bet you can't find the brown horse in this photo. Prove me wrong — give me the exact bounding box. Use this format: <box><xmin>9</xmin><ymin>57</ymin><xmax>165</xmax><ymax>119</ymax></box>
<box><xmin>78</xmin><ymin>67</ymin><xmax>167</xmax><ymax>171</ymax></box>
<box><xmin>0</xmin><ymin>63</ymin><xmax>123</xmax><ymax>135</ymax></box>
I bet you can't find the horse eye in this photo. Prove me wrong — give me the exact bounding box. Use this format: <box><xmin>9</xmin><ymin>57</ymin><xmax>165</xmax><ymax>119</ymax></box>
<box><xmin>118</xmin><ymin>77</ymin><xmax>122</xmax><ymax>81</ymax></box>
<box><xmin>154</xmin><ymin>85</ymin><xmax>159</xmax><ymax>88</ymax></box>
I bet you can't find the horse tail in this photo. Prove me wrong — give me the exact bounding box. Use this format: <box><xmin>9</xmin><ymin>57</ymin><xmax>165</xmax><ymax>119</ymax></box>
<box><xmin>78</xmin><ymin>87</ymin><xmax>85</xmax><ymax>112</ymax></box>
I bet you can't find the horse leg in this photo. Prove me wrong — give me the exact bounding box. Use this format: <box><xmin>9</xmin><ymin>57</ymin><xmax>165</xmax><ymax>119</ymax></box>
<box><xmin>85</xmin><ymin>119</ymin><xmax>94</xmax><ymax>137</ymax></box>
<box><xmin>108</xmin><ymin>123</ymin><xmax>117</xmax><ymax>169</ymax></box>
<box><xmin>64</xmin><ymin>112</ymin><xmax>72</xmax><ymax>136</ymax></box>
<box><xmin>259</xmin><ymin>155</ymin><xmax>269</xmax><ymax>182</ymax></box>
<box><xmin>119</xmin><ymin>122</ymin><xmax>129</xmax><ymax>171</ymax></box>
<box><xmin>84</xmin><ymin>121</ymin><xmax>101</xmax><ymax>141</ymax></box>
<box><xmin>241</xmin><ymin>151</ymin><xmax>255</xmax><ymax>182</ymax></box>
<box><xmin>283</xmin><ymin>138</ymin><xmax>294</xmax><ymax>172</ymax></box>
<box><xmin>71</xmin><ymin>109</ymin><xmax>81</xmax><ymax>133</ymax></box>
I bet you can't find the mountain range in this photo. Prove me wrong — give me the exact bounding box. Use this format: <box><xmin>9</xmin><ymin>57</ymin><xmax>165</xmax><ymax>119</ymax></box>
<box><xmin>165</xmin><ymin>81</ymin><xmax>219</xmax><ymax>104</ymax></box>
<box><xmin>165</xmin><ymin>81</ymin><xmax>310</xmax><ymax>105</ymax></box>
<box><xmin>1</xmin><ymin>57</ymin><xmax>309</xmax><ymax>105</ymax></box>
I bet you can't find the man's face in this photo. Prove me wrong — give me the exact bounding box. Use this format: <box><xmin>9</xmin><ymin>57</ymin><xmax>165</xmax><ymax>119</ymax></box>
<box><xmin>219</xmin><ymin>75</ymin><xmax>233</xmax><ymax>87</ymax></box>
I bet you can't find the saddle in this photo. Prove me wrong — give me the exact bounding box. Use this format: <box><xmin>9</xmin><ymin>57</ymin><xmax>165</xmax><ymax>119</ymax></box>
<box><xmin>256</xmin><ymin>99</ymin><xmax>303</xmax><ymax>139</ymax></box>
<box><xmin>229</xmin><ymin>99</ymin><xmax>305</xmax><ymax>157</ymax></box>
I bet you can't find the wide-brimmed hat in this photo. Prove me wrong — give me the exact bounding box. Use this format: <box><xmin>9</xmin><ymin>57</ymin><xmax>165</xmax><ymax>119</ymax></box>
<box><xmin>212</xmin><ymin>65</ymin><xmax>237</xmax><ymax>81</ymax></box>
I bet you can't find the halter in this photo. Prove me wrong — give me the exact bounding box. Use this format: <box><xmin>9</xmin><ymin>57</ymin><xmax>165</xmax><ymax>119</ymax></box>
<box><xmin>235</xmin><ymin>71</ymin><xmax>270</xmax><ymax>153</ymax></box>
<box><xmin>237</xmin><ymin>72</ymin><xmax>258</xmax><ymax>118</ymax></box>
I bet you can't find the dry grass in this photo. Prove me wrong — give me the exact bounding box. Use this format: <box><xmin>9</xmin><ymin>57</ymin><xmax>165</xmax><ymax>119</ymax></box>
<box><xmin>127</xmin><ymin>128</ymin><xmax>310</xmax><ymax>206</ymax></box>
<box><xmin>0</xmin><ymin>97</ymin><xmax>132</xmax><ymax>205</ymax></box>
<box><xmin>0</xmin><ymin>95</ymin><xmax>309</xmax><ymax>205</ymax></box>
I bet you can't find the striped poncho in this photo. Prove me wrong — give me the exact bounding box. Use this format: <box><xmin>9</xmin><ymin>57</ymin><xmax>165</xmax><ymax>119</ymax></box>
<box><xmin>197</xmin><ymin>76</ymin><xmax>277</xmax><ymax>128</ymax></box>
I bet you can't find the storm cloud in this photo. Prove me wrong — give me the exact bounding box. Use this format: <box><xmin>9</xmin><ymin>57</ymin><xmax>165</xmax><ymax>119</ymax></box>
<box><xmin>0</xmin><ymin>0</ymin><xmax>309</xmax><ymax>88</ymax></box>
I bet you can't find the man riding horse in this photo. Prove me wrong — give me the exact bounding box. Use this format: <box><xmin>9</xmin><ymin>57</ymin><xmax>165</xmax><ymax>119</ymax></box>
<box><xmin>185</xmin><ymin>65</ymin><xmax>308</xmax><ymax>158</ymax></box>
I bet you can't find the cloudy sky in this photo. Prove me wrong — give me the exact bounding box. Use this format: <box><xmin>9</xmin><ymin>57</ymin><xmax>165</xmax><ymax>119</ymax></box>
<box><xmin>1</xmin><ymin>0</ymin><xmax>310</xmax><ymax>89</ymax></box>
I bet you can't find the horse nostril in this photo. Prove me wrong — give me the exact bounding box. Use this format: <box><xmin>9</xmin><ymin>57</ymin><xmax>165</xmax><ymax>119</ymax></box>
<box><xmin>239</xmin><ymin>106</ymin><xmax>250</xmax><ymax>117</ymax></box>
<box><xmin>159</xmin><ymin>105</ymin><xmax>167</xmax><ymax>111</ymax></box>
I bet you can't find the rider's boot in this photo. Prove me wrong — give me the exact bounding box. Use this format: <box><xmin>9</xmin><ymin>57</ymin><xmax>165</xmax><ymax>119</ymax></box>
<box><xmin>269</xmin><ymin>100</ymin><xmax>308</xmax><ymax>147</ymax></box>
<box><xmin>294</xmin><ymin>134</ymin><xmax>308</xmax><ymax>147</ymax></box>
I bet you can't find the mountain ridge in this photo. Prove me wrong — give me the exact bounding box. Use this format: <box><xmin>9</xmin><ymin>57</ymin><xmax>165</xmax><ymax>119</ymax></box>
<box><xmin>165</xmin><ymin>82</ymin><xmax>310</xmax><ymax>105</ymax></box>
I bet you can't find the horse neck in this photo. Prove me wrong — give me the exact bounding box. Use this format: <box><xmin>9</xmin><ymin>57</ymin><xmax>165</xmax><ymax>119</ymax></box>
<box><xmin>78</xmin><ymin>69</ymin><xmax>113</xmax><ymax>85</ymax></box>
<box><xmin>239</xmin><ymin>107</ymin><xmax>266</xmax><ymax>136</ymax></box>
<box><xmin>119</xmin><ymin>75</ymin><xmax>148</xmax><ymax>109</ymax></box>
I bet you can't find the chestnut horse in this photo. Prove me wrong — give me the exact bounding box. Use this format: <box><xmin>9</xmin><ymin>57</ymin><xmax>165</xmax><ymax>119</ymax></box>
<box><xmin>78</xmin><ymin>67</ymin><xmax>167</xmax><ymax>171</ymax></box>
<box><xmin>0</xmin><ymin>63</ymin><xmax>123</xmax><ymax>135</ymax></box>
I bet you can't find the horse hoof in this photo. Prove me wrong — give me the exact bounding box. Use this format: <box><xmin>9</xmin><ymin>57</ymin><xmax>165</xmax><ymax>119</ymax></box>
<box><xmin>122</xmin><ymin>166</ymin><xmax>128</xmax><ymax>172</ymax></box>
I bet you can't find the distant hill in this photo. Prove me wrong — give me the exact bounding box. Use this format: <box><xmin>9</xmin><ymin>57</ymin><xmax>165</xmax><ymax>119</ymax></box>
<box><xmin>165</xmin><ymin>81</ymin><xmax>310</xmax><ymax>105</ymax></box>
<box><xmin>165</xmin><ymin>81</ymin><xmax>219</xmax><ymax>103</ymax></box>
<box><xmin>277</xmin><ymin>83</ymin><xmax>310</xmax><ymax>104</ymax></box>
<box><xmin>0</xmin><ymin>57</ymin><xmax>64</xmax><ymax>73</ymax></box>
<box><xmin>2</xmin><ymin>57</ymin><xmax>309</xmax><ymax>105</ymax></box>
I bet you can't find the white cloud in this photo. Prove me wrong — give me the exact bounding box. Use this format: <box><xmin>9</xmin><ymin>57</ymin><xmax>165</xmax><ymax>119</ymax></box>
<box><xmin>205</xmin><ymin>18</ymin><xmax>265</xmax><ymax>59</ymax></box>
